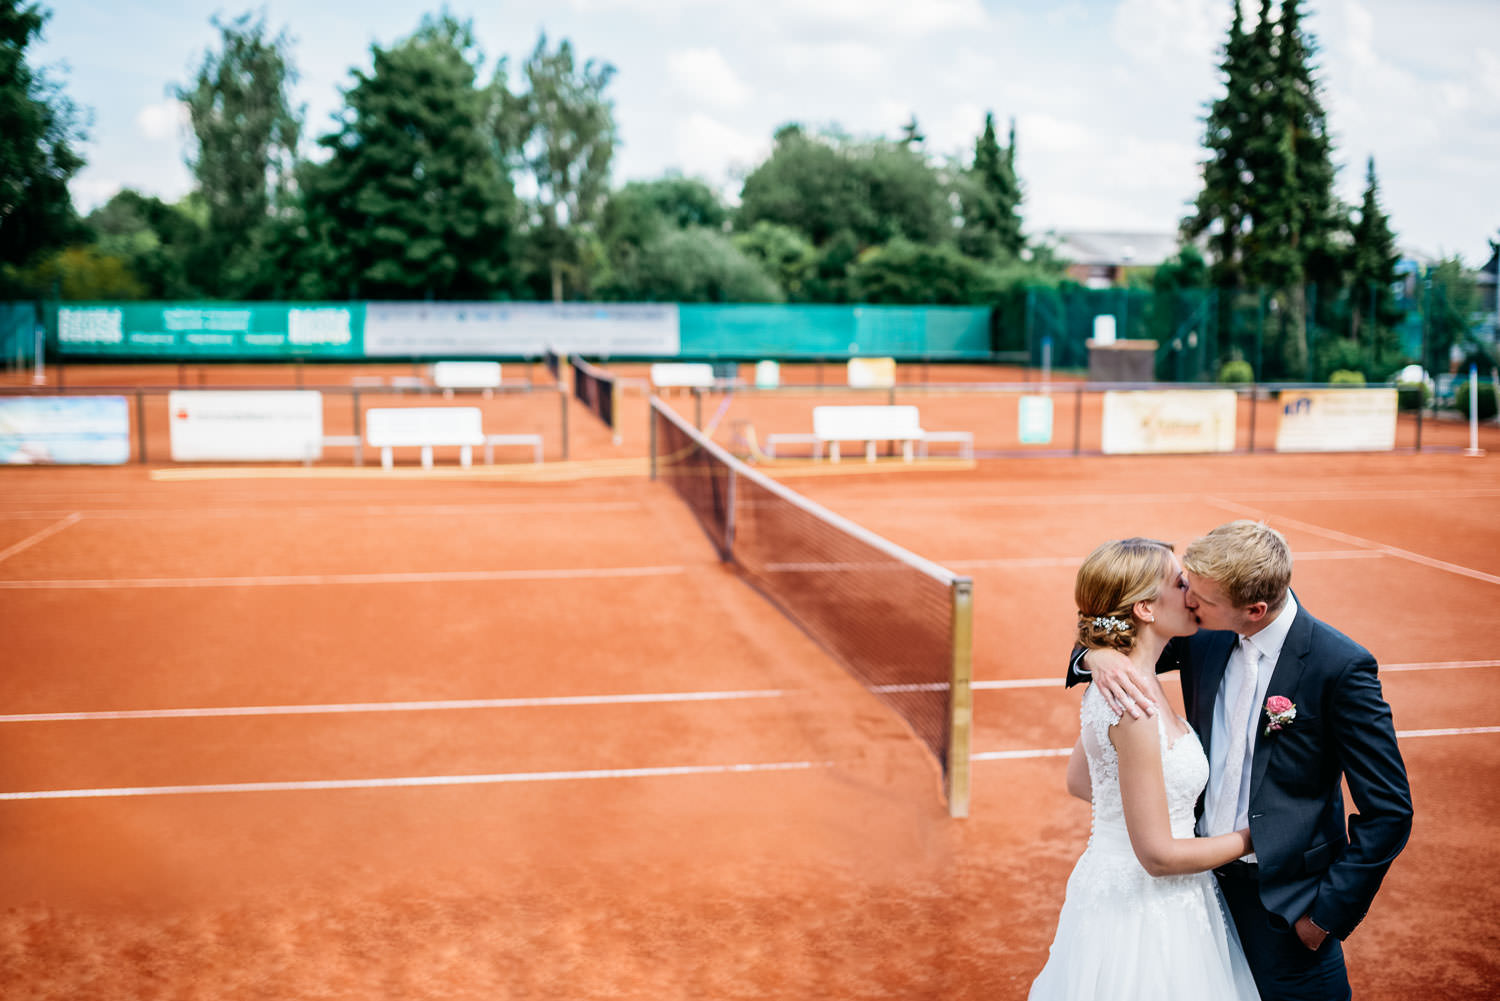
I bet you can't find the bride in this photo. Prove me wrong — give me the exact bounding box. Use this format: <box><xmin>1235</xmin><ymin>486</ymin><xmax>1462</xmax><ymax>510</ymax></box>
<box><xmin>1029</xmin><ymin>538</ymin><xmax>1259</xmax><ymax>1000</ymax></box>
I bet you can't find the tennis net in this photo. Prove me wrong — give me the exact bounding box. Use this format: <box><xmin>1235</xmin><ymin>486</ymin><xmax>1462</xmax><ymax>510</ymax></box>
<box><xmin>571</xmin><ymin>356</ymin><xmax>620</xmax><ymax>442</ymax></box>
<box><xmin>649</xmin><ymin>395</ymin><xmax>973</xmax><ymax>816</ymax></box>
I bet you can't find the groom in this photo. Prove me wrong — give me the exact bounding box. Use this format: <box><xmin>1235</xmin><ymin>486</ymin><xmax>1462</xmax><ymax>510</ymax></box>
<box><xmin>1068</xmin><ymin>520</ymin><xmax>1412</xmax><ymax>1001</ymax></box>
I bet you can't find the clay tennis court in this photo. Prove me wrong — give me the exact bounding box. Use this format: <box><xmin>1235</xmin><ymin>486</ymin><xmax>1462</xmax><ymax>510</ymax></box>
<box><xmin>2</xmin><ymin>365</ymin><xmax>1497</xmax><ymax>998</ymax></box>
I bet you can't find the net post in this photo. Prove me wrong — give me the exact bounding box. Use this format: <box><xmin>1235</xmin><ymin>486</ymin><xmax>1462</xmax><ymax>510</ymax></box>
<box><xmin>611</xmin><ymin>380</ymin><xmax>623</xmax><ymax>446</ymax></box>
<box><xmin>649</xmin><ymin>397</ymin><xmax>658</xmax><ymax>480</ymax></box>
<box><xmin>724</xmin><ymin>466</ymin><xmax>737</xmax><ymax>559</ymax></box>
<box><xmin>946</xmin><ymin>576</ymin><xmax>974</xmax><ymax>818</ymax></box>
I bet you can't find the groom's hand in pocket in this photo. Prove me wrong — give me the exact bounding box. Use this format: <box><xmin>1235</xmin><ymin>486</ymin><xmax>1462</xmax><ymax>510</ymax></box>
<box><xmin>1294</xmin><ymin>915</ymin><xmax>1329</xmax><ymax>951</ymax></box>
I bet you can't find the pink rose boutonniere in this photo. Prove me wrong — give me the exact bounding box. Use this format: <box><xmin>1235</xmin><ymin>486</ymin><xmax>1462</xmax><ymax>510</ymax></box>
<box><xmin>1264</xmin><ymin>695</ymin><xmax>1297</xmax><ymax>736</ymax></box>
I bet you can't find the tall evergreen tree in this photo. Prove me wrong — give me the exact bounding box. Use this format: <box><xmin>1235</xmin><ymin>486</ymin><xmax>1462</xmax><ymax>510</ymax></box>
<box><xmin>0</xmin><ymin>0</ymin><xmax>85</xmax><ymax>287</ymax></box>
<box><xmin>175</xmin><ymin>12</ymin><xmax>301</xmax><ymax>298</ymax></box>
<box><xmin>1348</xmin><ymin>155</ymin><xmax>1402</xmax><ymax>354</ymax></box>
<box><xmin>298</xmin><ymin>15</ymin><xmax>517</xmax><ymax>299</ymax></box>
<box><xmin>957</xmin><ymin>112</ymin><xmax>1023</xmax><ymax>261</ymax></box>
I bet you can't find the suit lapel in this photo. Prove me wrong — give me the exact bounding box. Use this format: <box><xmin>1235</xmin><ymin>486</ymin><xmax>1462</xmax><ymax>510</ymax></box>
<box><xmin>1248</xmin><ymin>605</ymin><xmax>1311</xmax><ymax>802</ymax></box>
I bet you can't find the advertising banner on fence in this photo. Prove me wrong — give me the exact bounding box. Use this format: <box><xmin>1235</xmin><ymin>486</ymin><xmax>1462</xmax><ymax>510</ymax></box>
<box><xmin>1018</xmin><ymin>395</ymin><xmax>1054</xmax><ymax>444</ymax></box>
<box><xmin>1275</xmin><ymin>388</ymin><xmax>1397</xmax><ymax>452</ymax></box>
<box><xmin>56</xmin><ymin>304</ymin><xmax>359</xmax><ymax>358</ymax></box>
<box><xmin>0</xmin><ymin>396</ymin><xmax>131</xmax><ymax>464</ymax></box>
<box><xmin>168</xmin><ymin>391</ymin><xmax>324</xmax><ymax>462</ymax></box>
<box><xmin>1101</xmin><ymin>390</ymin><xmax>1237</xmax><ymax>454</ymax></box>
<box><xmin>846</xmin><ymin>357</ymin><xmax>896</xmax><ymax>388</ymax></box>
<box><xmin>363</xmin><ymin>302</ymin><xmax>680</xmax><ymax>357</ymax></box>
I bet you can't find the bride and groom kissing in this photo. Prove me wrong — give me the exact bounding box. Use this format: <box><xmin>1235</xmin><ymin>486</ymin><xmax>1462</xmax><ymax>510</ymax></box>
<box><xmin>1029</xmin><ymin>521</ymin><xmax>1413</xmax><ymax>1001</ymax></box>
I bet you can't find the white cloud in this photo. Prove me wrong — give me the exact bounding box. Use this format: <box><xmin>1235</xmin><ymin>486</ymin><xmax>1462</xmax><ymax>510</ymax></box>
<box><xmin>672</xmin><ymin>112</ymin><xmax>766</xmax><ymax>182</ymax></box>
<box><xmin>135</xmin><ymin>100</ymin><xmax>187</xmax><ymax>142</ymax></box>
<box><xmin>773</xmin><ymin>0</ymin><xmax>985</xmax><ymax>37</ymax></box>
<box><xmin>777</xmin><ymin>41</ymin><xmax>885</xmax><ymax>81</ymax></box>
<box><xmin>1019</xmin><ymin>113</ymin><xmax>1093</xmax><ymax>155</ymax></box>
<box><xmin>1110</xmin><ymin>0</ymin><xmax>1226</xmax><ymax>71</ymax></box>
<box><xmin>667</xmin><ymin>48</ymin><xmax>750</xmax><ymax>108</ymax></box>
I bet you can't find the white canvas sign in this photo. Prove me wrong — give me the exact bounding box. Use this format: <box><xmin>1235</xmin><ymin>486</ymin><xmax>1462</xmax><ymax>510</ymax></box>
<box><xmin>1101</xmin><ymin>390</ymin><xmax>1237</xmax><ymax>454</ymax></box>
<box><xmin>1275</xmin><ymin>389</ymin><xmax>1397</xmax><ymax>452</ymax></box>
<box><xmin>169</xmin><ymin>391</ymin><xmax>324</xmax><ymax>462</ymax></box>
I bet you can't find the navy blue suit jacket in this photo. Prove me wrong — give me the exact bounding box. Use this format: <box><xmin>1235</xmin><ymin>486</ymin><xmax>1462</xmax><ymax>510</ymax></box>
<box><xmin>1068</xmin><ymin>605</ymin><xmax>1412</xmax><ymax>940</ymax></box>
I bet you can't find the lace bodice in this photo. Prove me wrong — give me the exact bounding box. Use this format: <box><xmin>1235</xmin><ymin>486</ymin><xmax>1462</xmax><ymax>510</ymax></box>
<box><xmin>1080</xmin><ymin>683</ymin><xmax>1208</xmax><ymax>846</ymax></box>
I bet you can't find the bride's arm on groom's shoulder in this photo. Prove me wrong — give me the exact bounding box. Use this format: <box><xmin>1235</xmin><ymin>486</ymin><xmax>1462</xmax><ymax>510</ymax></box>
<box><xmin>1072</xmin><ymin>646</ymin><xmax>1157</xmax><ymax>720</ymax></box>
<box><xmin>1112</xmin><ymin>715</ymin><xmax>1253</xmax><ymax>876</ymax></box>
<box><xmin>1066</xmin><ymin>737</ymin><xmax>1091</xmax><ymax>803</ymax></box>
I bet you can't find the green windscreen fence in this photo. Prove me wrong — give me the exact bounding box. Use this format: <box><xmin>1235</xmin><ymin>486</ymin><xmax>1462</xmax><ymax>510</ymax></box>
<box><xmin>677</xmin><ymin>305</ymin><xmax>992</xmax><ymax>359</ymax></box>
<box><xmin>1</xmin><ymin>303</ymin><xmax>38</xmax><ymax>368</ymax></box>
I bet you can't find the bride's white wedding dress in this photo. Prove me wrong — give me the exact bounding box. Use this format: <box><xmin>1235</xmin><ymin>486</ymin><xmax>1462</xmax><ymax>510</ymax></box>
<box><xmin>1028</xmin><ymin>684</ymin><xmax>1259</xmax><ymax>1000</ymax></box>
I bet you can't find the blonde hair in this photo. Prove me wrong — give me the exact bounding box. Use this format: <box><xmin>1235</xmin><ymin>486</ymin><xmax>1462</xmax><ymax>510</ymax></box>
<box><xmin>1183</xmin><ymin>520</ymin><xmax>1291</xmax><ymax>611</ymax></box>
<box><xmin>1075</xmin><ymin>538</ymin><xmax>1176</xmax><ymax>652</ymax></box>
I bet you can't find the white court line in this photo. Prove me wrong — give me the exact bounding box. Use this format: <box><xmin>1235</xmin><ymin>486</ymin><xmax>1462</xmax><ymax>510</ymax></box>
<box><xmin>3</xmin><ymin>662</ymin><xmax>1488</xmax><ymax>725</ymax></box>
<box><xmin>4</xmin><ymin>501</ymin><xmax>642</xmax><ymax>521</ymax></box>
<box><xmin>0</xmin><ymin>688</ymin><xmax>791</xmax><ymax>724</ymax></box>
<box><xmin>0</xmin><ymin>513</ymin><xmax>81</xmax><ymax>565</ymax></box>
<box><xmin>0</xmin><ymin>760</ymin><xmax>831</xmax><ymax>801</ymax></box>
<box><xmin>0</xmin><ymin>564</ymin><xmax>689</xmax><ymax>590</ymax></box>
<box><xmin>1207</xmin><ymin>499</ymin><xmax>1500</xmax><ymax>587</ymax></box>
<box><xmin>975</xmin><ymin>726</ymin><xmax>1500</xmax><ymax>762</ymax></box>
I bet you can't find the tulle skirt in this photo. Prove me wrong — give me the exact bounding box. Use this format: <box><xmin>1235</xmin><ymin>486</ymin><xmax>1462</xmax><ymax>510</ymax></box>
<box><xmin>1028</xmin><ymin>842</ymin><xmax>1259</xmax><ymax>1001</ymax></box>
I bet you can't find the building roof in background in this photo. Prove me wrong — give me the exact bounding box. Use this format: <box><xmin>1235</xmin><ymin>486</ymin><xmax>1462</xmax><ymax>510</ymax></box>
<box><xmin>1042</xmin><ymin>230</ymin><xmax>1183</xmax><ymax>268</ymax></box>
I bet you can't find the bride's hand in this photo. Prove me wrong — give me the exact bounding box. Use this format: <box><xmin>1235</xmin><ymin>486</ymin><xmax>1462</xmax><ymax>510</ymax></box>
<box><xmin>1083</xmin><ymin>647</ymin><xmax>1157</xmax><ymax>719</ymax></box>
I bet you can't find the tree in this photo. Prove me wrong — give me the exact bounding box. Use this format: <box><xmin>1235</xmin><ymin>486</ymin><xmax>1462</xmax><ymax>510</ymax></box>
<box><xmin>298</xmin><ymin>14</ymin><xmax>518</xmax><ymax>299</ymax></box>
<box><xmin>596</xmin><ymin>175</ymin><xmax>731</xmax><ymax>300</ymax></box>
<box><xmin>957</xmin><ymin>112</ymin><xmax>1023</xmax><ymax>261</ymax></box>
<box><xmin>734</xmin><ymin>221</ymin><xmax>816</xmax><ymax>301</ymax></box>
<box><xmin>507</xmin><ymin>34</ymin><xmax>617</xmax><ymax>301</ymax></box>
<box><xmin>0</xmin><ymin>0</ymin><xmax>85</xmax><ymax>290</ymax></box>
<box><xmin>175</xmin><ymin>11</ymin><xmax>301</xmax><ymax>298</ymax></box>
<box><xmin>83</xmin><ymin>189</ymin><xmax>209</xmax><ymax>298</ymax></box>
<box><xmin>599</xmin><ymin>226</ymin><xmax>782</xmax><ymax>303</ymax></box>
<box><xmin>848</xmin><ymin>238</ymin><xmax>1004</xmax><ymax>305</ymax></box>
<box><xmin>1423</xmin><ymin>256</ymin><xmax>1480</xmax><ymax>376</ymax></box>
<box><xmin>1348</xmin><ymin>156</ymin><xmax>1402</xmax><ymax>357</ymax></box>
<box><xmin>737</xmin><ymin>125</ymin><xmax>949</xmax><ymax>253</ymax></box>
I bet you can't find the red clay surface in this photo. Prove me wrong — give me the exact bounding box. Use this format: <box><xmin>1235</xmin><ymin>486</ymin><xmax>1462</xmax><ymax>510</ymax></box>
<box><xmin>1</xmin><ymin>363</ymin><xmax>1497</xmax><ymax>999</ymax></box>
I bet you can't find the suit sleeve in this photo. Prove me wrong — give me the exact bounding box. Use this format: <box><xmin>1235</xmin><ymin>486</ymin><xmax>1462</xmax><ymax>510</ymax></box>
<box><xmin>1309</xmin><ymin>655</ymin><xmax>1414</xmax><ymax>939</ymax></box>
<box><xmin>1065</xmin><ymin>637</ymin><xmax>1188</xmax><ymax>688</ymax></box>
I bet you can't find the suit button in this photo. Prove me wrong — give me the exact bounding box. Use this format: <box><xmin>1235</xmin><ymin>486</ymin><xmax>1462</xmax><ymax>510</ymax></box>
<box><xmin>1250</xmin><ymin>813</ymin><xmax>1264</xmax><ymax>820</ymax></box>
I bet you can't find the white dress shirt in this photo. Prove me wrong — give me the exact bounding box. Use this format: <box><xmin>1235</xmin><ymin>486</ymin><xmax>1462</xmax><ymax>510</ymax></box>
<box><xmin>1202</xmin><ymin>592</ymin><xmax>1298</xmax><ymax>859</ymax></box>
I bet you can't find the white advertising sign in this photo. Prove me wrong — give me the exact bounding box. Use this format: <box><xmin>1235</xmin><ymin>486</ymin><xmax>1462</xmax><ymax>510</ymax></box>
<box><xmin>1102</xmin><ymin>390</ymin><xmax>1237</xmax><ymax>454</ymax></box>
<box><xmin>431</xmin><ymin>361</ymin><xmax>502</xmax><ymax>389</ymax></box>
<box><xmin>169</xmin><ymin>391</ymin><xmax>324</xmax><ymax>462</ymax></box>
<box><xmin>847</xmin><ymin>357</ymin><xmax>897</xmax><ymax>388</ymax></box>
<box><xmin>0</xmin><ymin>396</ymin><xmax>130</xmax><ymax>464</ymax></box>
<box><xmin>363</xmin><ymin>302</ymin><xmax>680</xmax><ymax>357</ymax></box>
<box><xmin>1275</xmin><ymin>388</ymin><xmax>1397</xmax><ymax>452</ymax></box>
<box><xmin>1018</xmin><ymin>395</ymin><xmax>1054</xmax><ymax>444</ymax></box>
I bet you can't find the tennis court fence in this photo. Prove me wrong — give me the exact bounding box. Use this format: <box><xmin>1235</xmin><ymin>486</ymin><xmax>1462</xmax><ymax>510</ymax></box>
<box><xmin>649</xmin><ymin>395</ymin><xmax>974</xmax><ymax>817</ymax></box>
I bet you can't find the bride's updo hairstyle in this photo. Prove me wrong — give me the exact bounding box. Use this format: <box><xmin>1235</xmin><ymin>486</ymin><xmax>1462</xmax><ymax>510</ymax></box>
<box><xmin>1075</xmin><ymin>537</ymin><xmax>1176</xmax><ymax>652</ymax></box>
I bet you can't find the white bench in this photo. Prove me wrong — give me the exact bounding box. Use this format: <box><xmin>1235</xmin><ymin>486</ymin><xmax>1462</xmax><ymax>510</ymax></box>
<box><xmin>432</xmin><ymin>361</ymin><xmax>502</xmax><ymax>398</ymax></box>
<box><xmin>650</xmin><ymin>362</ymin><xmax>717</xmax><ymax>389</ymax></box>
<box><xmin>366</xmin><ymin>407</ymin><xmax>485</xmax><ymax>469</ymax></box>
<box><xmin>764</xmin><ymin>405</ymin><xmax>973</xmax><ymax>462</ymax></box>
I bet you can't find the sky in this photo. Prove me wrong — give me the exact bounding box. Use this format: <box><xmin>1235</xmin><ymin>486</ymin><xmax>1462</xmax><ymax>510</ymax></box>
<box><xmin>31</xmin><ymin>0</ymin><xmax>1500</xmax><ymax>265</ymax></box>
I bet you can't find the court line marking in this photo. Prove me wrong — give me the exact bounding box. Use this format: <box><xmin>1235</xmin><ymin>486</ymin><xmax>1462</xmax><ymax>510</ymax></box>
<box><xmin>976</xmin><ymin>726</ymin><xmax>1500</xmax><ymax>761</ymax></box>
<box><xmin>1</xmin><ymin>661</ymin><xmax>1487</xmax><ymax>725</ymax></box>
<box><xmin>0</xmin><ymin>688</ymin><xmax>791</xmax><ymax>724</ymax></box>
<box><xmin>824</xmin><ymin>488</ymin><xmax>1500</xmax><ymax>510</ymax></box>
<box><xmin>0</xmin><ymin>513</ymin><xmax>81</xmax><ymax>565</ymax></box>
<box><xmin>0</xmin><ymin>564</ymin><xmax>690</xmax><ymax>590</ymax></box>
<box><xmin>2</xmin><ymin>501</ymin><xmax>645</xmax><ymax>521</ymax></box>
<box><xmin>0</xmin><ymin>760</ymin><xmax>832</xmax><ymax>801</ymax></box>
<box><xmin>1207</xmin><ymin>499</ymin><xmax>1500</xmax><ymax>587</ymax></box>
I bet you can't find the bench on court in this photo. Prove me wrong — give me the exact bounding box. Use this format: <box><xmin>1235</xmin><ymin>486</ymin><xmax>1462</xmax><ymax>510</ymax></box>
<box><xmin>763</xmin><ymin>405</ymin><xmax>974</xmax><ymax>463</ymax></box>
<box><xmin>364</xmin><ymin>407</ymin><xmax>543</xmax><ymax>469</ymax></box>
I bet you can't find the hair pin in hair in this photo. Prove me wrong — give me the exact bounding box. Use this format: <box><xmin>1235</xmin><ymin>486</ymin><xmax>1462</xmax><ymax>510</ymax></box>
<box><xmin>1091</xmin><ymin>615</ymin><xmax>1130</xmax><ymax>632</ymax></box>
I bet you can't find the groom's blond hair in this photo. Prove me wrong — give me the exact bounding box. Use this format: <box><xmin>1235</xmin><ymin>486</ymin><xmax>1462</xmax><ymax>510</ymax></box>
<box><xmin>1183</xmin><ymin>520</ymin><xmax>1291</xmax><ymax>611</ymax></box>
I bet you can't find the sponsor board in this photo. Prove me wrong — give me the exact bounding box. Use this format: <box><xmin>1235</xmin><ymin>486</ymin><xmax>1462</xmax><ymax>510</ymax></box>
<box><xmin>0</xmin><ymin>396</ymin><xmax>131</xmax><ymax>465</ymax></box>
<box><xmin>1102</xmin><ymin>390</ymin><xmax>1237</xmax><ymax>454</ymax></box>
<box><xmin>363</xmin><ymin>302</ymin><xmax>680</xmax><ymax>357</ymax></box>
<box><xmin>847</xmin><ymin>357</ymin><xmax>896</xmax><ymax>388</ymax></box>
<box><xmin>1018</xmin><ymin>395</ymin><xmax>1054</xmax><ymax>444</ymax></box>
<box><xmin>1275</xmin><ymin>388</ymin><xmax>1397</xmax><ymax>452</ymax></box>
<box><xmin>169</xmin><ymin>391</ymin><xmax>324</xmax><ymax>462</ymax></box>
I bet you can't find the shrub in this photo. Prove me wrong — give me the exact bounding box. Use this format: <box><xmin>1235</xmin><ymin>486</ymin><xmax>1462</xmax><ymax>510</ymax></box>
<box><xmin>1396</xmin><ymin>382</ymin><xmax>1432</xmax><ymax>411</ymax></box>
<box><xmin>1328</xmin><ymin>369</ymin><xmax>1365</xmax><ymax>385</ymax></box>
<box><xmin>1452</xmin><ymin>380</ymin><xmax>1499</xmax><ymax>421</ymax></box>
<box><xmin>1217</xmin><ymin>360</ymin><xmax>1254</xmax><ymax>383</ymax></box>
